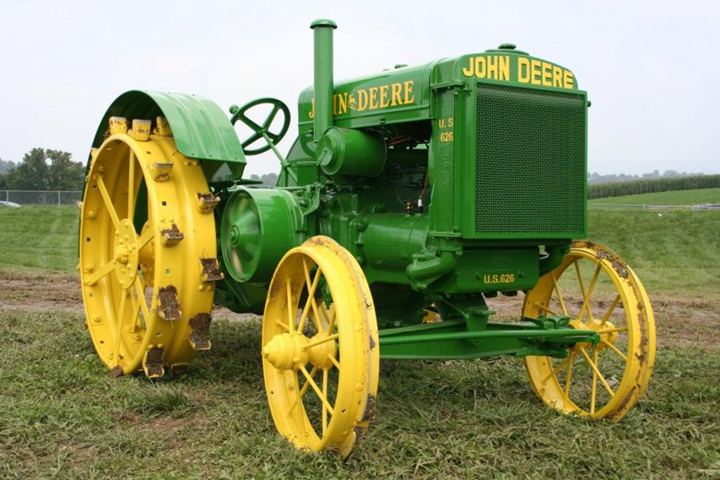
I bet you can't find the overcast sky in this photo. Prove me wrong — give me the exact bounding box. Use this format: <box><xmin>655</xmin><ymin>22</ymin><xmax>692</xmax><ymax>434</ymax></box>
<box><xmin>1</xmin><ymin>0</ymin><xmax>718</xmax><ymax>177</ymax></box>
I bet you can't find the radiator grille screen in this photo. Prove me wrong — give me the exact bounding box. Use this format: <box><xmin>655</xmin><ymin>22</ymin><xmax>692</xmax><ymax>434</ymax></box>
<box><xmin>475</xmin><ymin>83</ymin><xmax>586</xmax><ymax>236</ymax></box>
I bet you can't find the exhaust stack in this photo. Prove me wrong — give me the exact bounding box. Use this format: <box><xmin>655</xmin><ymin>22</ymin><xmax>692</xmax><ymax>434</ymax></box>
<box><xmin>310</xmin><ymin>19</ymin><xmax>337</xmax><ymax>142</ymax></box>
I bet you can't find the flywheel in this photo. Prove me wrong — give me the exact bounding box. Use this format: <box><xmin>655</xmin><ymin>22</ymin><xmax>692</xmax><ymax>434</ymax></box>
<box><xmin>79</xmin><ymin>117</ymin><xmax>222</xmax><ymax>378</ymax></box>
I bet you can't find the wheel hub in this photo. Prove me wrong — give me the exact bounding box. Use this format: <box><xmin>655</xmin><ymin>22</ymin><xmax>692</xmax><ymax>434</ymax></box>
<box><xmin>569</xmin><ymin>318</ymin><xmax>617</xmax><ymax>351</ymax></box>
<box><xmin>113</xmin><ymin>219</ymin><xmax>140</xmax><ymax>289</ymax></box>
<box><xmin>263</xmin><ymin>331</ymin><xmax>338</xmax><ymax>371</ymax></box>
<box><xmin>263</xmin><ymin>332</ymin><xmax>309</xmax><ymax>370</ymax></box>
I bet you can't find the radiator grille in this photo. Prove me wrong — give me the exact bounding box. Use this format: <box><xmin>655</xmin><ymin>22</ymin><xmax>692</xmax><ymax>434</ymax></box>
<box><xmin>475</xmin><ymin>84</ymin><xmax>586</xmax><ymax>236</ymax></box>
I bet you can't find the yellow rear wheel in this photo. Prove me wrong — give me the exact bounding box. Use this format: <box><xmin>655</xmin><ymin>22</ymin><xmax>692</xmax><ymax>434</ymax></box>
<box><xmin>524</xmin><ymin>241</ymin><xmax>656</xmax><ymax>420</ymax></box>
<box><xmin>262</xmin><ymin>236</ymin><xmax>379</xmax><ymax>457</ymax></box>
<box><xmin>79</xmin><ymin>119</ymin><xmax>219</xmax><ymax>377</ymax></box>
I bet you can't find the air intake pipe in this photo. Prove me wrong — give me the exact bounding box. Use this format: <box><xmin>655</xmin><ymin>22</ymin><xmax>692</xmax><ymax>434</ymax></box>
<box><xmin>310</xmin><ymin>19</ymin><xmax>337</xmax><ymax>142</ymax></box>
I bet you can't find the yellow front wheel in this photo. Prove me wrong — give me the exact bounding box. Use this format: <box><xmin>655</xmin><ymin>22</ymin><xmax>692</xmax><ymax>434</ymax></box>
<box><xmin>79</xmin><ymin>118</ymin><xmax>220</xmax><ymax>377</ymax></box>
<box><xmin>524</xmin><ymin>241</ymin><xmax>656</xmax><ymax>420</ymax></box>
<box><xmin>262</xmin><ymin>236</ymin><xmax>379</xmax><ymax>458</ymax></box>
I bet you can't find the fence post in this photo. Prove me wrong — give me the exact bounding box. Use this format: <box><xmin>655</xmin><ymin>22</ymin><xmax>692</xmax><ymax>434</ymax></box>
<box><xmin>58</xmin><ymin>191</ymin><xmax>61</xmax><ymax>206</ymax></box>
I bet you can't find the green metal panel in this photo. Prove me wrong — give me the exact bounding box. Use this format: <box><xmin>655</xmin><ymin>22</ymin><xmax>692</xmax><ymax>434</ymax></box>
<box><xmin>297</xmin><ymin>62</ymin><xmax>437</xmax><ymax>134</ymax></box>
<box><xmin>90</xmin><ymin>90</ymin><xmax>245</xmax><ymax>165</ymax></box>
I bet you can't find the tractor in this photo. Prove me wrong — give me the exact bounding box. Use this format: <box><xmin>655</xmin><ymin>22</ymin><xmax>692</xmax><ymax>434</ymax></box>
<box><xmin>78</xmin><ymin>19</ymin><xmax>656</xmax><ymax>457</ymax></box>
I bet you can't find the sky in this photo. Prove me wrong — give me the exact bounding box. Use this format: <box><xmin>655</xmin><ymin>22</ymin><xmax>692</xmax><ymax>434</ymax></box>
<box><xmin>0</xmin><ymin>0</ymin><xmax>718</xmax><ymax>177</ymax></box>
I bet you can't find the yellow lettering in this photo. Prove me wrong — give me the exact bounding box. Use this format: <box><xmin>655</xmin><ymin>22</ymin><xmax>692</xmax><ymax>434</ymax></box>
<box><xmin>357</xmin><ymin>89</ymin><xmax>369</xmax><ymax>111</ymax></box>
<box><xmin>530</xmin><ymin>59</ymin><xmax>542</xmax><ymax>85</ymax></box>
<box><xmin>379</xmin><ymin>85</ymin><xmax>390</xmax><ymax>108</ymax></box>
<box><xmin>518</xmin><ymin>57</ymin><xmax>530</xmax><ymax>83</ymax></box>
<box><xmin>309</xmin><ymin>98</ymin><xmax>314</xmax><ymax>119</ymax></box>
<box><xmin>391</xmin><ymin>82</ymin><xmax>403</xmax><ymax>106</ymax></box>
<box><xmin>462</xmin><ymin>56</ymin><xmax>474</xmax><ymax>77</ymax></box>
<box><xmin>337</xmin><ymin>92</ymin><xmax>348</xmax><ymax>114</ymax></box>
<box><xmin>487</xmin><ymin>56</ymin><xmax>498</xmax><ymax>80</ymax></box>
<box><xmin>552</xmin><ymin>66</ymin><xmax>563</xmax><ymax>87</ymax></box>
<box><xmin>563</xmin><ymin>70</ymin><xmax>574</xmax><ymax>89</ymax></box>
<box><xmin>403</xmin><ymin>80</ymin><xmax>415</xmax><ymax>104</ymax></box>
<box><xmin>475</xmin><ymin>57</ymin><xmax>486</xmax><ymax>78</ymax></box>
<box><xmin>448</xmin><ymin>117</ymin><xmax>454</xmax><ymax>127</ymax></box>
<box><xmin>368</xmin><ymin>86</ymin><xmax>379</xmax><ymax>110</ymax></box>
<box><xmin>541</xmin><ymin>62</ymin><xmax>552</xmax><ymax>87</ymax></box>
<box><xmin>499</xmin><ymin>56</ymin><xmax>510</xmax><ymax>80</ymax></box>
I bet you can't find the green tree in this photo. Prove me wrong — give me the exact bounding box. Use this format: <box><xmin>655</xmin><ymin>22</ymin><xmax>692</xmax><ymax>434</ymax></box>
<box><xmin>47</xmin><ymin>149</ymin><xmax>84</xmax><ymax>190</ymax></box>
<box><xmin>5</xmin><ymin>148</ymin><xmax>49</xmax><ymax>189</ymax></box>
<box><xmin>3</xmin><ymin>148</ymin><xmax>84</xmax><ymax>190</ymax></box>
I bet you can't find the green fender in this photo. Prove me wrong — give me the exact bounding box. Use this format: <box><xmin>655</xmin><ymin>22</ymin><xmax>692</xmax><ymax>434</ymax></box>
<box><xmin>90</xmin><ymin>90</ymin><xmax>246</xmax><ymax>174</ymax></box>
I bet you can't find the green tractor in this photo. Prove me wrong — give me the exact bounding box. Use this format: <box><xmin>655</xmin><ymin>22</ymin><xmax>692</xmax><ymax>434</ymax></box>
<box><xmin>79</xmin><ymin>19</ymin><xmax>656</xmax><ymax>457</ymax></box>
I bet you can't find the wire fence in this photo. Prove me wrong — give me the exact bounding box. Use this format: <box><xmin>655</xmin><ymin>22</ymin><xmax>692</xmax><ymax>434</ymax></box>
<box><xmin>0</xmin><ymin>190</ymin><xmax>82</xmax><ymax>206</ymax></box>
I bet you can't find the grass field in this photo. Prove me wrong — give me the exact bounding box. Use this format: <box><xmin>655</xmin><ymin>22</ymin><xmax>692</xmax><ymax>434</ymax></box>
<box><xmin>590</xmin><ymin>187</ymin><xmax>720</xmax><ymax>206</ymax></box>
<box><xmin>1</xmin><ymin>203</ymin><xmax>719</xmax><ymax>478</ymax></box>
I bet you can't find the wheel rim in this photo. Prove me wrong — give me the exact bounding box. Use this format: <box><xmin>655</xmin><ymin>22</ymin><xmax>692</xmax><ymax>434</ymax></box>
<box><xmin>262</xmin><ymin>236</ymin><xmax>379</xmax><ymax>457</ymax></box>
<box><xmin>79</xmin><ymin>126</ymin><xmax>218</xmax><ymax>377</ymax></box>
<box><xmin>524</xmin><ymin>241</ymin><xmax>655</xmax><ymax>420</ymax></box>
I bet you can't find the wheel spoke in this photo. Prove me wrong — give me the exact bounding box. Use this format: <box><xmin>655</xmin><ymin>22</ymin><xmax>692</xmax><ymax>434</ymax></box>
<box><xmin>127</xmin><ymin>150</ymin><xmax>136</xmax><ymax>221</ymax></box>
<box><xmin>274</xmin><ymin>319</ymin><xmax>289</xmax><ymax>331</ymax></box>
<box><xmin>83</xmin><ymin>260</ymin><xmax>117</xmax><ymax>286</ymax></box>
<box><xmin>577</xmin><ymin>264</ymin><xmax>601</xmax><ymax>324</ymax></box>
<box><xmin>325</xmin><ymin>305</ymin><xmax>337</xmax><ymax>333</ymax></box>
<box><xmin>138</xmin><ymin>226</ymin><xmax>154</xmax><ymax>249</ymax></box>
<box><xmin>579</xmin><ymin>347</ymin><xmax>615</xmax><ymax>397</ymax></box>
<box><xmin>597</xmin><ymin>327</ymin><xmax>628</xmax><ymax>334</ymax></box>
<box><xmin>300</xmin><ymin>365</ymin><xmax>334</xmax><ymax>415</ymax></box>
<box><xmin>564</xmin><ymin>351</ymin><xmax>575</xmax><ymax>397</ymax></box>
<box><xmin>113</xmin><ymin>289</ymin><xmax>128</xmax><ymax>356</ymax></box>
<box><xmin>302</xmin><ymin>333</ymin><xmax>339</xmax><ymax>351</ymax></box>
<box><xmin>134</xmin><ymin>278</ymin><xmax>152</xmax><ymax>327</ymax></box>
<box><xmin>544</xmin><ymin>352</ymin><xmax>575</xmax><ymax>384</ymax></box>
<box><xmin>322</xmin><ymin>369</ymin><xmax>329</xmax><ymax>436</ymax></box>
<box><xmin>601</xmin><ymin>339</ymin><xmax>627</xmax><ymax>361</ymax></box>
<box><xmin>601</xmin><ymin>294</ymin><xmax>622</xmax><ymax>327</ymax></box>
<box><xmin>289</xmin><ymin>365</ymin><xmax>318</xmax><ymax>412</ymax></box>
<box><xmin>96</xmin><ymin>175</ymin><xmax>120</xmax><ymax>229</ymax></box>
<box><xmin>285</xmin><ymin>279</ymin><xmax>295</xmax><ymax>332</ymax></box>
<box><xmin>328</xmin><ymin>353</ymin><xmax>341</xmax><ymax>371</ymax></box>
<box><xmin>574</xmin><ymin>260</ymin><xmax>586</xmax><ymax>298</ymax></box>
<box><xmin>551</xmin><ymin>273</ymin><xmax>568</xmax><ymax>316</ymax></box>
<box><xmin>298</xmin><ymin>260</ymin><xmax>322</xmax><ymax>332</ymax></box>
<box><xmin>590</xmin><ymin>347</ymin><xmax>599</xmax><ymax>414</ymax></box>
<box><xmin>534</xmin><ymin>302</ymin><xmax>561</xmax><ymax>317</ymax></box>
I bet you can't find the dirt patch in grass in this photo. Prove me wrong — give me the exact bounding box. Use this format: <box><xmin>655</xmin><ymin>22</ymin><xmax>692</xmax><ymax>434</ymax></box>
<box><xmin>0</xmin><ymin>269</ymin><xmax>81</xmax><ymax>312</ymax></box>
<box><xmin>1</xmin><ymin>268</ymin><xmax>717</xmax><ymax>349</ymax></box>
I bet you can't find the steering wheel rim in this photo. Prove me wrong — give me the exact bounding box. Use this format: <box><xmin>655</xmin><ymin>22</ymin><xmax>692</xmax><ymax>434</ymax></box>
<box><xmin>230</xmin><ymin>98</ymin><xmax>291</xmax><ymax>155</ymax></box>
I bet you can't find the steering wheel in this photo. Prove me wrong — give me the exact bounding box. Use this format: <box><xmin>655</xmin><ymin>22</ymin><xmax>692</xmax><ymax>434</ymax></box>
<box><xmin>229</xmin><ymin>98</ymin><xmax>291</xmax><ymax>156</ymax></box>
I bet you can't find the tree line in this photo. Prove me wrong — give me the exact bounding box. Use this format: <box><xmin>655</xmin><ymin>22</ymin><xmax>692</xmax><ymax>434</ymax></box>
<box><xmin>0</xmin><ymin>148</ymin><xmax>85</xmax><ymax>190</ymax></box>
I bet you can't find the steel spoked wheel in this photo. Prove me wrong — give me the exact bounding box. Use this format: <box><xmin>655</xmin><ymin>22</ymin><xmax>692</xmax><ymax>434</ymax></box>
<box><xmin>262</xmin><ymin>236</ymin><xmax>379</xmax><ymax>457</ymax></box>
<box><xmin>79</xmin><ymin>119</ymin><xmax>219</xmax><ymax>377</ymax></box>
<box><xmin>524</xmin><ymin>241</ymin><xmax>655</xmax><ymax>420</ymax></box>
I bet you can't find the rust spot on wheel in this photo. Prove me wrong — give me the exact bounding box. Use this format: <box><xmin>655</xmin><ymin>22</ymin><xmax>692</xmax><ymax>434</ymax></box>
<box><xmin>158</xmin><ymin>285</ymin><xmax>181</xmax><ymax>321</ymax></box>
<box><xmin>189</xmin><ymin>313</ymin><xmax>213</xmax><ymax>351</ymax></box>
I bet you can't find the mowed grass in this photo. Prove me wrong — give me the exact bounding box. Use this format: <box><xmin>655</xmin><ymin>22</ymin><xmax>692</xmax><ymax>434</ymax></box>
<box><xmin>1</xmin><ymin>204</ymin><xmax>717</xmax><ymax>297</ymax></box>
<box><xmin>1</xmin><ymin>201</ymin><xmax>720</xmax><ymax>477</ymax></box>
<box><xmin>1</xmin><ymin>310</ymin><xmax>719</xmax><ymax>478</ymax></box>
<box><xmin>590</xmin><ymin>187</ymin><xmax>720</xmax><ymax>206</ymax></box>
<box><xmin>588</xmin><ymin>209</ymin><xmax>720</xmax><ymax>298</ymax></box>
<box><xmin>0</xmin><ymin>205</ymin><xmax>79</xmax><ymax>271</ymax></box>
